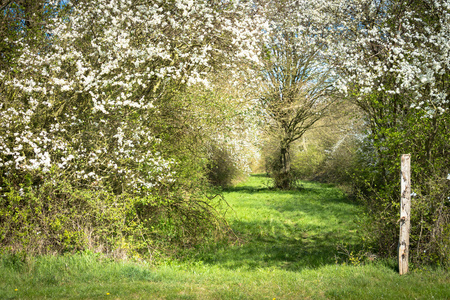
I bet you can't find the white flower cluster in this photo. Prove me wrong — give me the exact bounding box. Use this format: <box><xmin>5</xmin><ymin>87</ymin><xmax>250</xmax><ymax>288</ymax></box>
<box><xmin>325</xmin><ymin>0</ymin><xmax>450</xmax><ymax>117</ymax></box>
<box><xmin>1</xmin><ymin>0</ymin><xmax>265</xmax><ymax>196</ymax></box>
<box><xmin>261</xmin><ymin>0</ymin><xmax>449</xmax><ymax>119</ymax></box>
<box><xmin>0</xmin><ymin>105</ymin><xmax>67</xmax><ymax>173</ymax></box>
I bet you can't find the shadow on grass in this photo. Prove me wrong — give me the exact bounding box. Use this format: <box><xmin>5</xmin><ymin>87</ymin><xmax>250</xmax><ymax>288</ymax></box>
<box><xmin>224</xmin><ymin>185</ymin><xmax>325</xmax><ymax>195</ymax></box>
<box><xmin>223</xmin><ymin>186</ymin><xmax>269</xmax><ymax>193</ymax></box>
<box><xmin>199</xmin><ymin>222</ymin><xmax>345</xmax><ymax>271</ymax></box>
<box><xmin>192</xmin><ymin>177</ymin><xmax>365</xmax><ymax>271</ymax></box>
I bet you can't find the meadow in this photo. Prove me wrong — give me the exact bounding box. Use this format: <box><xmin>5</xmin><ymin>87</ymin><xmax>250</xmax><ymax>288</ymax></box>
<box><xmin>1</xmin><ymin>175</ymin><xmax>449</xmax><ymax>299</ymax></box>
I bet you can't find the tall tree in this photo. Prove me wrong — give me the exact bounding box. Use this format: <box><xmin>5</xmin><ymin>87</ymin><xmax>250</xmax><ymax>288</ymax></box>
<box><xmin>260</xmin><ymin>1</ymin><xmax>334</xmax><ymax>189</ymax></box>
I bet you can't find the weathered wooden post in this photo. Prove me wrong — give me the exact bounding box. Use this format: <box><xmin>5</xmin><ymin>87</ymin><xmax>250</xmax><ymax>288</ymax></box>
<box><xmin>399</xmin><ymin>154</ymin><xmax>411</xmax><ymax>275</ymax></box>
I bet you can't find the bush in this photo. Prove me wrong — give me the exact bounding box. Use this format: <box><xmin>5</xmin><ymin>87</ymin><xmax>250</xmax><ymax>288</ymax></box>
<box><xmin>350</xmin><ymin>109</ymin><xmax>450</xmax><ymax>267</ymax></box>
<box><xmin>289</xmin><ymin>141</ymin><xmax>326</xmax><ymax>180</ymax></box>
<box><xmin>0</xmin><ymin>0</ymin><xmax>261</xmax><ymax>259</ymax></box>
<box><xmin>409</xmin><ymin>175</ymin><xmax>450</xmax><ymax>266</ymax></box>
<box><xmin>206</xmin><ymin>144</ymin><xmax>241</xmax><ymax>188</ymax></box>
<box><xmin>0</xmin><ymin>170</ymin><xmax>227</xmax><ymax>258</ymax></box>
<box><xmin>0</xmin><ymin>174</ymin><xmax>134</xmax><ymax>256</ymax></box>
<box><xmin>354</xmin><ymin>173</ymin><xmax>450</xmax><ymax>267</ymax></box>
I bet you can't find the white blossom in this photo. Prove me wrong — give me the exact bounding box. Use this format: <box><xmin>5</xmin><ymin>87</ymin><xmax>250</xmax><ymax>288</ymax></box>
<box><xmin>1</xmin><ymin>0</ymin><xmax>265</xmax><ymax>196</ymax></box>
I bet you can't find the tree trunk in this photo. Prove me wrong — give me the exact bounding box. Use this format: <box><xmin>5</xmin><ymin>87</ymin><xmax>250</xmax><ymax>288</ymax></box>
<box><xmin>280</xmin><ymin>146</ymin><xmax>290</xmax><ymax>174</ymax></box>
<box><xmin>278</xmin><ymin>144</ymin><xmax>291</xmax><ymax>189</ymax></box>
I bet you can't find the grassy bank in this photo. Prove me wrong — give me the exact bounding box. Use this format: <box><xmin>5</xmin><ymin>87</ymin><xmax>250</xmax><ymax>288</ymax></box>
<box><xmin>1</xmin><ymin>175</ymin><xmax>449</xmax><ymax>299</ymax></box>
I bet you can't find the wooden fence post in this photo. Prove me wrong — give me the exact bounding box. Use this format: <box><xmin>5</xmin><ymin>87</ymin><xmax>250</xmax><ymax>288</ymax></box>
<box><xmin>399</xmin><ymin>154</ymin><xmax>411</xmax><ymax>275</ymax></box>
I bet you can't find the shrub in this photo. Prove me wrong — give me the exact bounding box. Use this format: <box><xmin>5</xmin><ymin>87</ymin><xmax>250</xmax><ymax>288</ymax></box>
<box><xmin>0</xmin><ymin>169</ymin><xmax>227</xmax><ymax>258</ymax></box>
<box><xmin>350</xmin><ymin>112</ymin><xmax>450</xmax><ymax>267</ymax></box>
<box><xmin>0</xmin><ymin>174</ymin><xmax>134</xmax><ymax>256</ymax></box>
<box><xmin>206</xmin><ymin>144</ymin><xmax>240</xmax><ymax>188</ymax></box>
<box><xmin>0</xmin><ymin>0</ymin><xmax>262</xmax><ymax>258</ymax></box>
<box><xmin>410</xmin><ymin>175</ymin><xmax>450</xmax><ymax>266</ymax></box>
<box><xmin>289</xmin><ymin>141</ymin><xmax>326</xmax><ymax>180</ymax></box>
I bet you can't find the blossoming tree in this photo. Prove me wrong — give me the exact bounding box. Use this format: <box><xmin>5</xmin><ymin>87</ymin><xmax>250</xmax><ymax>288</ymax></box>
<box><xmin>0</xmin><ymin>0</ymin><xmax>265</xmax><ymax>253</ymax></box>
<box><xmin>325</xmin><ymin>0</ymin><xmax>450</xmax><ymax>263</ymax></box>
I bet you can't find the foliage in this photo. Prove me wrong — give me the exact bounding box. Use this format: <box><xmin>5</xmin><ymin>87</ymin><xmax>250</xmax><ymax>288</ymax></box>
<box><xmin>206</xmin><ymin>144</ymin><xmax>240</xmax><ymax>188</ymax></box>
<box><xmin>0</xmin><ymin>173</ymin><xmax>137</xmax><ymax>256</ymax></box>
<box><xmin>1</xmin><ymin>0</ymin><xmax>450</xmax><ymax>267</ymax></box>
<box><xmin>0</xmin><ymin>0</ymin><xmax>263</xmax><ymax>196</ymax></box>
<box><xmin>289</xmin><ymin>138</ymin><xmax>326</xmax><ymax>180</ymax></box>
<box><xmin>0</xmin><ymin>170</ymin><xmax>228</xmax><ymax>257</ymax></box>
<box><xmin>329</xmin><ymin>0</ymin><xmax>450</xmax><ymax>117</ymax></box>
<box><xmin>177</xmin><ymin>74</ymin><xmax>262</xmax><ymax>188</ymax></box>
<box><xmin>286</xmin><ymin>102</ymin><xmax>363</xmax><ymax>185</ymax></box>
<box><xmin>0</xmin><ymin>0</ymin><xmax>52</xmax><ymax>71</ymax></box>
<box><xmin>325</xmin><ymin>0</ymin><xmax>450</xmax><ymax>265</ymax></box>
<box><xmin>0</xmin><ymin>0</ymin><xmax>265</xmax><ymax>255</ymax></box>
<box><xmin>262</xmin><ymin>138</ymin><xmax>303</xmax><ymax>190</ymax></box>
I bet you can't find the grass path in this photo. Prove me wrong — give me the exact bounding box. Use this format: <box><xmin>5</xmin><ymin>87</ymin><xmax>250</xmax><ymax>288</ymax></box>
<box><xmin>1</xmin><ymin>175</ymin><xmax>449</xmax><ymax>299</ymax></box>
<box><xmin>194</xmin><ymin>174</ymin><xmax>363</xmax><ymax>271</ymax></box>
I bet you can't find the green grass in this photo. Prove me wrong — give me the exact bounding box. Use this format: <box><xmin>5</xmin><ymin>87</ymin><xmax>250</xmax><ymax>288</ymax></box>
<box><xmin>191</xmin><ymin>175</ymin><xmax>364</xmax><ymax>271</ymax></box>
<box><xmin>1</xmin><ymin>175</ymin><xmax>449</xmax><ymax>299</ymax></box>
